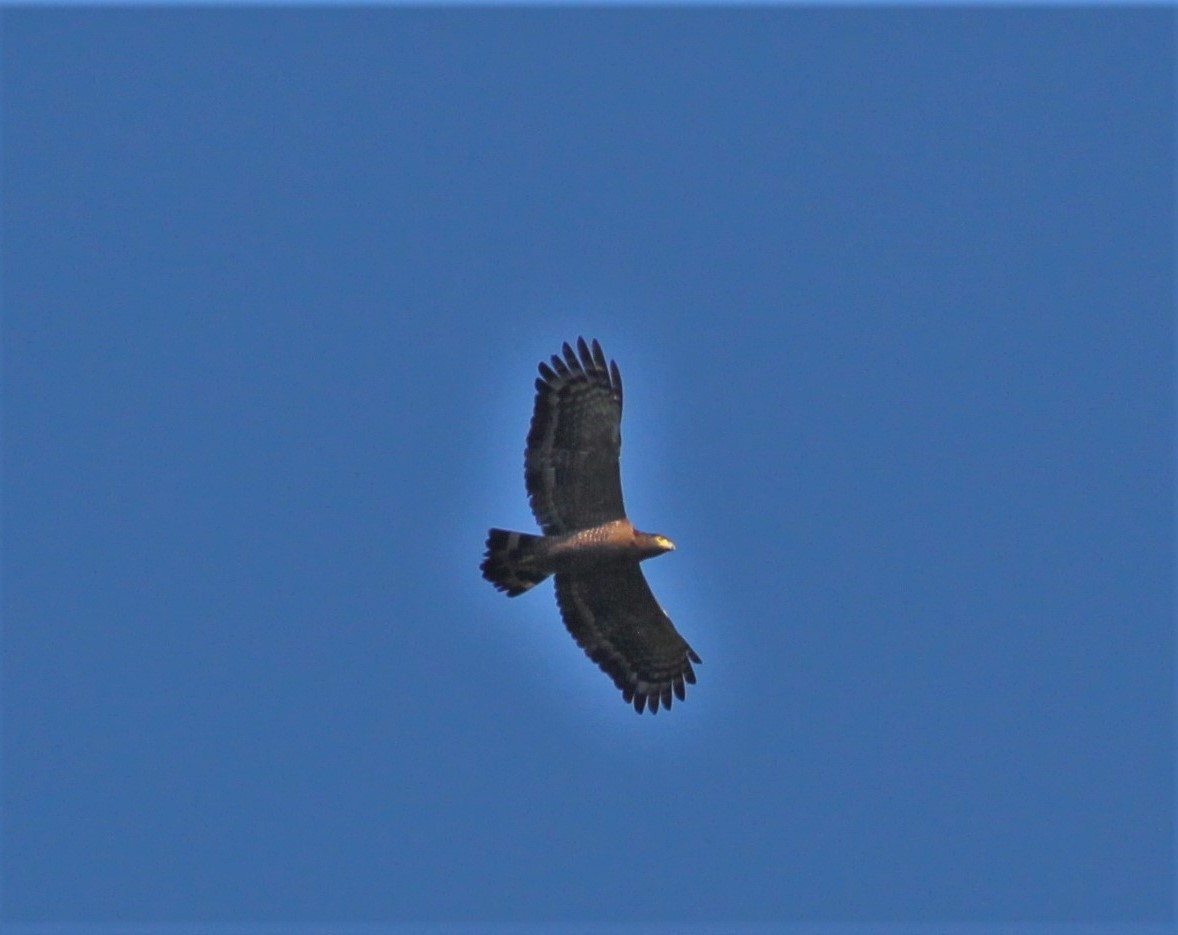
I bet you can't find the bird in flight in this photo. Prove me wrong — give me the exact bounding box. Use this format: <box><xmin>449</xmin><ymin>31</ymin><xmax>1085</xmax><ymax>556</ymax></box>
<box><xmin>481</xmin><ymin>338</ymin><xmax>700</xmax><ymax>714</ymax></box>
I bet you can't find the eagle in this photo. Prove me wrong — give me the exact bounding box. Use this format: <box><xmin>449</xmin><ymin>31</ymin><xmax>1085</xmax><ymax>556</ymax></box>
<box><xmin>481</xmin><ymin>337</ymin><xmax>700</xmax><ymax>714</ymax></box>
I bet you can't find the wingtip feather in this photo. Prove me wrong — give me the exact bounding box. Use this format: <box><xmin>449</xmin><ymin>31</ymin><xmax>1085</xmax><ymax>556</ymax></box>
<box><xmin>562</xmin><ymin>341</ymin><xmax>580</xmax><ymax>372</ymax></box>
<box><xmin>590</xmin><ymin>339</ymin><xmax>607</xmax><ymax>372</ymax></box>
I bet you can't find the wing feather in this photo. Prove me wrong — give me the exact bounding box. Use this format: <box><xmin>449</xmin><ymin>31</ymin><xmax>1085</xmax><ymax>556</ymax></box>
<box><xmin>554</xmin><ymin>564</ymin><xmax>701</xmax><ymax>714</ymax></box>
<box><xmin>525</xmin><ymin>337</ymin><xmax>625</xmax><ymax>533</ymax></box>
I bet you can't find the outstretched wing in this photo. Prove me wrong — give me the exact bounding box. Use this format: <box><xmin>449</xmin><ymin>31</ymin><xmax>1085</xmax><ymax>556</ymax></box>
<box><xmin>525</xmin><ymin>337</ymin><xmax>625</xmax><ymax>534</ymax></box>
<box><xmin>554</xmin><ymin>564</ymin><xmax>701</xmax><ymax>714</ymax></box>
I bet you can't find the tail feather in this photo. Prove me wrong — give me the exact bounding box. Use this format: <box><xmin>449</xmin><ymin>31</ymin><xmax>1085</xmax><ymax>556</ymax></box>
<box><xmin>481</xmin><ymin>529</ymin><xmax>550</xmax><ymax>597</ymax></box>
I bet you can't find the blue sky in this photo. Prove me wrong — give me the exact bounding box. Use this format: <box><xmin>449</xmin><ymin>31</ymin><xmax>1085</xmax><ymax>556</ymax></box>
<box><xmin>1</xmin><ymin>7</ymin><xmax>1173</xmax><ymax>932</ymax></box>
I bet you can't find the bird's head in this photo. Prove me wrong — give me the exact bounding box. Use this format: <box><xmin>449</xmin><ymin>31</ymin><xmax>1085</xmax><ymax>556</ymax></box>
<box><xmin>635</xmin><ymin>531</ymin><xmax>676</xmax><ymax>560</ymax></box>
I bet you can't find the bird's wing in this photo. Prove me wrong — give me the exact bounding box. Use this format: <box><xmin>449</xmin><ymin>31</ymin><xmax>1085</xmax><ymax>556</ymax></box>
<box><xmin>555</xmin><ymin>563</ymin><xmax>700</xmax><ymax>714</ymax></box>
<box><xmin>525</xmin><ymin>337</ymin><xmax>625</xmax><ymax>534</ymax></box>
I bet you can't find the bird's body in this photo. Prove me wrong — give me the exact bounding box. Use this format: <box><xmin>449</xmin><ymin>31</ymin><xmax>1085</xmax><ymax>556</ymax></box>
<box><xmin>481</xmin><ymin>338</ymin><xmax>700</xmax><ymax>714</ymax></box>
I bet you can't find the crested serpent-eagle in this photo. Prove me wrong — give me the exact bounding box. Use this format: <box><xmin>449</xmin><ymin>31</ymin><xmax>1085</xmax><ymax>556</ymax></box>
<box><xmin>481</xmin><ymin>338</ymin><xmax>700</xmax><ymax>714</ymax></box>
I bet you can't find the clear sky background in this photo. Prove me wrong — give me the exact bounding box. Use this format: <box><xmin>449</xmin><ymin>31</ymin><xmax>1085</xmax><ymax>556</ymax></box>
<box><xmin>2</xmin><ymin>7</ymin><xmax>1173</xmax><ymax>932</ymax></box>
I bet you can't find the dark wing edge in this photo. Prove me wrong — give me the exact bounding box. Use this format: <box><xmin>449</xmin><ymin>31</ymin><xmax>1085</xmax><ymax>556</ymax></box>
<box><xmin>554</xmin><ymin>564</ymin><xmax>701</xmax><ymax>715</ymax></box>
<box><xmin>525</xmin><ymin>338</ymin><xmax>626</xmax><ymax>534</ymax></box>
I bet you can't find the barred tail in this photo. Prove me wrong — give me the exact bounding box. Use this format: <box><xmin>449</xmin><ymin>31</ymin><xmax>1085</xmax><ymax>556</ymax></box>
<box><xmin>481</xmin><ymin>529</ymin><xmax>550</xmax><ymax>597</ymax></box>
